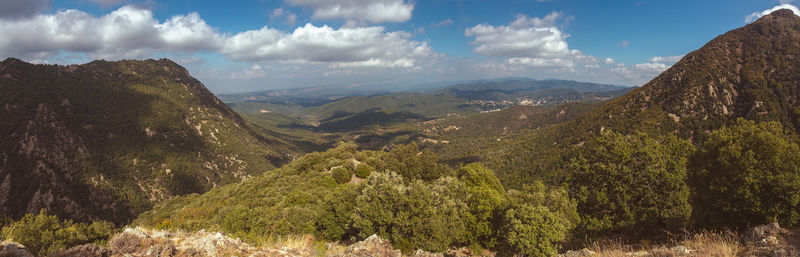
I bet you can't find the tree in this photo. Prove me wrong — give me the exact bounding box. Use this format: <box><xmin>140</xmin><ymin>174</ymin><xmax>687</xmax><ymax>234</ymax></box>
<box><xmin>690</xmin><ymin>119</ymin><xmax>800</xmax><ymax>228</ymax></box>
<box><xmin>316</xmin><ymin>184</ymin><xmax>361</xmax><ymax>241</ymax></box>
<box><xmin>351</xmin><ymin>172</ymin><xmax>469</xmax><ymax>252</ymax></box>
<box><xmin>331</xmin><ymin>166</ymin><xmax>353</xmax><ymax>184</ymax></box>
<box><xmin>569</xmin><ymin>131</ymin><xmax>693</xmax><ymax>236</ymax></box>
<box><xmin>354</xmin><ymin>163</ymin><xmax>373</xmax><ymax>178</ymax></box>
<box><xmin>501</xmin><ymin>204</ymin><xmax>570</xmax><ymax>257</ymax></box>
<box><xmin>457</xmin><ymin>163</ymin><xmax>507</xmax><ymax>248</ymax></box>
<box><xmin>375</xmin><ymin>143</ymin><xmax>452</xmax><ymax>181</ymax></box>
<box><xmin>1</xmin><ymin>210</ymin><xmax>116</xmax><ymax>256</ymax></box>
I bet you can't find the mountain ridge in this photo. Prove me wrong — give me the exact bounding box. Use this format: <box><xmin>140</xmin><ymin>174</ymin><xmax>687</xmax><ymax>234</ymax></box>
<box><xmin>0</xmin><ymin>58</ymin><xmax>295</xmax><ymax>224</ymax></box>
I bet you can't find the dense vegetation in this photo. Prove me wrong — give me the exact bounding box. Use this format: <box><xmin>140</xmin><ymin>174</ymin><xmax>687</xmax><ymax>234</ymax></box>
<box><xmin>1</xmin><ymin>210</ymin><xmax>116</xmax><ymax>256</ymax></box>
<box><xmin>131</xmin><ymin>114</ymin><xmax>799</xmax><ymax>255</ymax></box>
<box><xmin>133</xmin><ymin>143</ymin><xmax>577</xmax><ymax>255</ymax></box>
<box><xmin>690</xmin><ymin>119</ymin><xmax>800</xmax><ymax>229</ymax></box>
<box><xmin>0</xmin><ymin>58</ymin><xmax>297</xmax><ymax>224</ymax></box>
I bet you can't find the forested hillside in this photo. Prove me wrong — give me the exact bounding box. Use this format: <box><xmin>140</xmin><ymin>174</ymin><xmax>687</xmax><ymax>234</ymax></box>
<box><xmin>0</xmin><ymin>58</ymin><xmax>298</xmax><ymax>224</ymax></box>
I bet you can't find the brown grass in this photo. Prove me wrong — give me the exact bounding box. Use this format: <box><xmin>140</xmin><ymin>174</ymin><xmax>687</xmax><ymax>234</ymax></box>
<box><xmin>682</xmin><ymin>231</ymin><xmax>744</xmax><ymax>257</ymax></box>
<box><xmin>585</xmin><ymin>231</ymin><xmax>746</xmax><ymax>257</ymax></box>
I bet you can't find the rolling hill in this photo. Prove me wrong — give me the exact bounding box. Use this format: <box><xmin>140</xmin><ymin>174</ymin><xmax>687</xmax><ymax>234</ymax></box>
<box><xmin>0</xmin><ymin>58</ymin><xmax>297</xmax><ymax>224</ymax></box>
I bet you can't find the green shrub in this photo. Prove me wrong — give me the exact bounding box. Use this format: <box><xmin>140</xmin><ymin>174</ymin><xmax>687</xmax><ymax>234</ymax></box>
<box><xmin>457</xmin><ymin>163</ymin><xmax>507</xmax><ymax>248</ymax></box>
<box><xmin>374</xmin><ymin>143</ymin><xmax>452</xmax><ymax>181</ymax></box>
<box><xmin>690</xmin><ymin>119</ymin><xmax>800</xmax><ymax>228</ymax></box>
<box><xmin>331</xmin><ymin>166</ymin><xmax>353</xmax><ymax>184</ymax></box>
<box><xmin>501</xmin><ymin>204</ymin><xmax>570</xmax><ymax>257</ymax></box>
<box><xmin>0</xmin><ymin>210</ymin><xmax>116</xmax><ymax>256</ymax></box>
<box><xmin>316</xmin><ymin>184</ymin><xmax>361</xmax><ymax>241</ymax></box>
<box><xmin>354</xmin><ymin>163</ymin><xmax>373</xmax><ymax>178</ymax></box>
<box><xmin>569</xmin><ymin>131</ymin><xmax>693</xmax><ymax>236</ymax></box>
<box><xmin>507</xmin><ymin>181</ymin><xmax>579</xmax><ymax>235</ymax></box>
<box><xmin>351</xmin><ymin>172</ymin><xmax>469</xmax><ymax>253</ymax></box>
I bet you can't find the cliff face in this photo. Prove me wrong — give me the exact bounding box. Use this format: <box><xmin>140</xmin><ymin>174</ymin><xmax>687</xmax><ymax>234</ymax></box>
<box><xmin>0</xmin><ymin>58</ymin><xmax>294</xmax><ymax>224</ymax></box>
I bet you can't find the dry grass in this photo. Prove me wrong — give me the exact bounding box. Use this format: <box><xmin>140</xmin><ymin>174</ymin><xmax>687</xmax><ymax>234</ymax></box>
<box><xmin>682</xmin><ymin>231</ymin><xmax>744</xmax><ymax>257</ymax></box>
<box><xmin>584</xmin><ymin>231</ymin><xmax>746</xmax><ymax>257</ymax></box>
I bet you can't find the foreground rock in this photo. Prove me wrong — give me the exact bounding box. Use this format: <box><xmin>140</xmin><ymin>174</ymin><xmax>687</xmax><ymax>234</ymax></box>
<box><xmin>80</xmin><ymin>228</ymin><xmax>488</xmax><ymax>257</ymax></box>
<box><xmin>0</xmin><ymin>241</ymin><xmax>34</xmax><ymax>257</ymax></box>
<box><xmin>743</xmin><ymin>223</ymin><xmax>799</xmax><ymax>257</ymax></box>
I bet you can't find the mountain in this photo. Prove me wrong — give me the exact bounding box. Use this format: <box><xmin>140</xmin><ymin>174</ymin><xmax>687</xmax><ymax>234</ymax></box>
<box><xmin>435</xmin><ymin>9</ymin><xmax>800</xmax><ymax>185</ymax></box>
<box><xmin>0</xmin><ymin>58</ymin><xmax>296</xmax><ymax>224</ymax></box>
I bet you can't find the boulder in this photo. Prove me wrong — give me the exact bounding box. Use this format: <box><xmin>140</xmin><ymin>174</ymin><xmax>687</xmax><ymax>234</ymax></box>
<box><xmin>0</xmin><ymin>241</ymin><xmax>34</xmax><ymax>257</ymax></box>
<box><xmin>341</xmin><ymin>234</ymin><xmax>402</xmax><ymax>257</ymax></box>
<box><xmin>746</xmin><ymin>223</ymin><xmax>782</xmax><ymax>244</ymax></box>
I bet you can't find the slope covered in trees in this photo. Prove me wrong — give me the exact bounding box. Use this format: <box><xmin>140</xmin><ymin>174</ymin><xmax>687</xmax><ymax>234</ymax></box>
<box><xmin>433</xmin><ymin>10</ymin><xmax>800</xmax><ymax>187</ymax></box>
<box><xmin>0</xmin><ymin>58</ymin><xmax>299</xmax><ymax>224</ymax></box>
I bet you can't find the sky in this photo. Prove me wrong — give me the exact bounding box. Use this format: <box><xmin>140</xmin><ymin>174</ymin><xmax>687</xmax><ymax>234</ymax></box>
<box><xmin>0</xmin><ymin>0</ymin><xmax>798</xmax><ymax>93</ymax></box>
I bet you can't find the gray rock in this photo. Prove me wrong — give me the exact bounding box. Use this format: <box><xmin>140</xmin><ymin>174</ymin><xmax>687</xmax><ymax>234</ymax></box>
<box><xmin>671</xmin><ymin>245</ymin><xmax>691</xmax><ymax>255</ymax></box>
<box><xmin>341</xmin><ymin>234</ymin><xmax>402</xmax><ymax>257</ymax></box>
<box><xmin>0</xmin><ymin>241</ymin><xmax>34</xmax><ymax>257</ymax></box>
<box><xmin>746</xmin><ymin>223</ymin><xmax>782</xmax><ymax>243</ymax></box>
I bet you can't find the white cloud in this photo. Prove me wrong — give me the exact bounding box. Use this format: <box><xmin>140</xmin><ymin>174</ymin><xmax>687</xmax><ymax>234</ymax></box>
<box><xmin>0</xmin><ymin>5</ymin><xmax>432</xmax><ymax>69</ymax></box>
<box><xmin>465</xmin><ymin>12</ymin><xmax>575</xmax><ymax>58</ymax></box>
<box><xmin>230</xmin><ymin>64</ymin><xmax>268</xmax><ymax>79</ymax></box>
<box><xmin>221</xmin><ymin>23</ymin><xmax>432</xmax><ymax>68</ymax></box>
<box><xmin>648</xmin><ymin>55</ymin><xmax>683</xmax><ymax>63</ymax></box>
<box><xmin>271</xmin><ymin>8</ymin><xmax>297</xmax><ymax>26</ymax></box>
<box><xmin>0</xmin><ymin>0</ymin><xmax>51</xmax><ymax>20</ymax></box>
<box><xmin>85</xmin><ymin>0</ymin><xmax>123</xmax><ymax>8</ymax></box>
<box><xmin>285</xmin><ymin>0</ymin><xmax>414</xmax><ymax>24</ymax></box>
<box><xmin>464</xmin><ymin>12</ymin><xmax>589</xmax><ymax>69</ymax></box>
<box><xmin>604</xmin><ymin>58</ymin><xmax>615</xmax><ymax>64</ymax></box>
<box><xmin>0</xmin><ymin>6</ymin><xmax>222</xmax><ymax>59</ymax></box>
<box><xmin>745</xmin><ymin>4</ymin><xmax>800</xmax><ymax>23</ymax></box>
<box><xmin>433</xmin><ymin>19</ymin><xmax>453</xmax><ymax>27</ymax></box>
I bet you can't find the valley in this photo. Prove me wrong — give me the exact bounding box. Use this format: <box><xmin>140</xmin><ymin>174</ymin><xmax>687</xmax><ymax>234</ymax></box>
<box><xmin>1</xmin><ymin>4</ymin><xmax>800</xmax><ymax>257</ymax></box>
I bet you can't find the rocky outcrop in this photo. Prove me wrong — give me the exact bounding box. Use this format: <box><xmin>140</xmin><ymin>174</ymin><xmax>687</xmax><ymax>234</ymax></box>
<box><xmin>743</xmin><ymin>223</ymin><xmax>799</xmax><ymax>257</ymax></box>
<box><xmin>335</xmin><ymin>234</ymin><xmax>402</xmax><ymax>257</ymax></box>
<box><xmin>0</xmin><ymin>240</ymin><xmax>34</xmax><ymax>257</ymax></box>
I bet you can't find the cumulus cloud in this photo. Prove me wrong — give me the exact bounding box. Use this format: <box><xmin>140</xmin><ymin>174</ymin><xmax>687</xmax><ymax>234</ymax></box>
<box><xmin>0</xmin><ymin>6</ymin><xmax>222</xmax><ymax>59</ymax></box>
<box><xmin>648</xmin><ymin>55</ymin><xmax>683</xmax><ymax>63</ymax></box>
<box><xmin>745</xmin><ymin>4</ymin><xmax>800</xmax><ymax>23</ymax></box>
<box><xmin>604</xmin><ymin>58</ymin><xmax>615</xmax><ymax>64</ymax></box>
<box><xmin>285</xmin><ymin>0</ymin><xmax>414</xmax><ymax>24</ymax></box>
<box><xmin>465</xmin><ymin>12</ymin><xmax>575</xmax><ymax>58</ymax></box>
<box><xmin>0</xmin><ymin>0</ymin><xmax>51</xmax><ymax>20</ymax></box>
<box><xmin>271</xmin><ymin>8</ymin><xmax>297</xmax><ymax>26</ymax></box>
<box><xmin>0</xmin><ymin>5</ymin><xmax>432</xmax><ymax>69</ymax></box>
<box><xmin>221</xmin><ymin>24</ymin><xmax>432</xmax><ymax>68</ymax></box>
<box><xmin>465</xmin><ymin>12</ymin><xmax>589</xmax><ymax>68</ymax></box>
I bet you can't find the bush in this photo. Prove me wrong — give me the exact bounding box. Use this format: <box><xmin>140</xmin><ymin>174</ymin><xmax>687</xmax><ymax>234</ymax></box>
<box><xmin>568</xmin><ymin>131</ymin><xmax>693</xmax><ymax>236</ymax></box>
<box><xmin>501</xmin><ymin>204</ymin><xmax>570</xmax><ymax>257</ymax></box>
<box><xmin>316</xmin><ymin>184</ymin><xmax>361</xmax><ymax>241</ymax></box>
<box><xmin>457</xmin><ymin>163</ymin><xmax>507</xmax><ymax>248</ymax></box>
<box><xmin>374</xmin><ymin>143</ymin><xmax>452</xmax><ymax>181</ymax></box>
<box><xmin>690</xmin><ymin>119</ymin><xmax>800</xmax><ymax>228</ymax></box>
<box><xmin>0</xmin><ymin>210</ymin><xmax>116</xmax><ymax>256</ymax></box>
<box><xmin>354</xmin><ymin>163</ymin><xmax>373</xmax><ymax>178</ymax></box>
<box><xmin>331</xmin><ymin>166</ymin><xmax>353</xmax><ymax>184</ymax></box>
<box><xmin>351</xmin><ymin>172</ymin><xmax>469</xmax><ymax>253</ymax></box>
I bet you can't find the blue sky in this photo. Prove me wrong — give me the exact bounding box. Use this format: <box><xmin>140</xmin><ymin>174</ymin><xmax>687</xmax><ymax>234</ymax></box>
<box><xmin>1</xmin><ymin>0</ymin><xmax>798</xmax><ymax>93</ymax></box>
